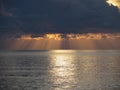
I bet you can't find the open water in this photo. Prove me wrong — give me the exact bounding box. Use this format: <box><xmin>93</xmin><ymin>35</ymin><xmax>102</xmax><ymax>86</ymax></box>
<box><xmin>0</xmin><ymin>50</ymin><xmax>120</xmax><ymax>90</ymax></box>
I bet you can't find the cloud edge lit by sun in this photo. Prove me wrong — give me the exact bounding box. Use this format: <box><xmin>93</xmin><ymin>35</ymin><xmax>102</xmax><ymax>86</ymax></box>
<box><xmin>107</xmin><ymin>0</ymin><xmax>120</xmax><ymax>9</ymax></box>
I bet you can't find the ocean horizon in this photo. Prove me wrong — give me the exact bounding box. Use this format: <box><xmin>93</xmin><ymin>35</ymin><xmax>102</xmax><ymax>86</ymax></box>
<box><xmin>0</xmin><ymin>50</ymin><xmax>120</xmax><ymax>90</ymax></box>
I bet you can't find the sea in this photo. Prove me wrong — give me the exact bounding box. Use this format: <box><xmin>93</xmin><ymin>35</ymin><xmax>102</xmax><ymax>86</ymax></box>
<box><xmin>0</xmin><ymin>50</ymin><xmax>120</xmax><ymax>90</ymax></box>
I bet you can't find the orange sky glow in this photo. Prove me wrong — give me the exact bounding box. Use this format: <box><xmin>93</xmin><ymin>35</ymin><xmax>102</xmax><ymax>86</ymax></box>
<box><xmin>1</xmin><ymin>33</ymin><xmax>120</xmax><ymax>50</ymax></box>
<box><xmin>18</xmin><ymin>33</ymin><xmax>120</xmax><ymax>40</ymax></box>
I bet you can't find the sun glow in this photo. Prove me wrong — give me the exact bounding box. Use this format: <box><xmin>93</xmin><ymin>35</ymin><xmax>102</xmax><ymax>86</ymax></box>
<box><xmin>107</xmin><ymin>0</ymin><xmax>120</xmax><ymax>8</ymax></box>
<box><xmin>1</xmin><ymin>33</ymin><xmax>120</xmax><ymax>50</ymax></box>
<box><xmin>45</xmin><ymin>34</ymin><xmax>62</xmax><ymax>40</ymax></box>
<box><xmin>17</xmin><ymin>33</ymin><xmax>120</xmax><ymax>40</ymax></box>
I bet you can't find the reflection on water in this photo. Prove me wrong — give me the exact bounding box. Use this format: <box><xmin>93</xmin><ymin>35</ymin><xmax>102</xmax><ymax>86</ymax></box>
<box><xmin>49</xmin><ymin>52</ymin><xmax>76</xmax><ymax>90</ymax></box>
<box><xmin>0</xmin><ymin>50</ymin><xmax>120</xmax><ymax>90</ymax></box>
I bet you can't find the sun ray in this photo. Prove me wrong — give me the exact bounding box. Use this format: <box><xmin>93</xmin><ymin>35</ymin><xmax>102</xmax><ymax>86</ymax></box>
<box><xmin>2</xmin><ymin>33</ymin><xmax>120</xmax><ymax>50</ymax></box>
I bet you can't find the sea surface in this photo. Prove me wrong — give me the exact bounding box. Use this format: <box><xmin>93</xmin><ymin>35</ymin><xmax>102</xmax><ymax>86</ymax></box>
<box><xmin>0</xmin><ymin>50</ymin><xmax>120</xmax><ymax>90</ymax></box>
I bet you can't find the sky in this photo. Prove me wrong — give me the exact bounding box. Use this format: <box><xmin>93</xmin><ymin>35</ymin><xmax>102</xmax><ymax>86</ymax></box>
<box><xmin>0</xmin><ymin>0</ymin><xmax>120</xmax><ymax>50</ymax></box>
<box><xmin>0</xmin><ymin>0</ymin><xmax>120</xmax><ymax>34</ymax></box>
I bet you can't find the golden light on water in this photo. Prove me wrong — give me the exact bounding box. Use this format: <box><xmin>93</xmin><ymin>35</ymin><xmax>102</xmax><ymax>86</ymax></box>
<box><xmin>52</xmin><ymin>55</ymin><xmax>71</xmax><ymax>76</ymax></box>
<box><xmin>49</xmin><ymin>51</ymin><xmax>76</xmax><ymax>89</ymax></box>
<box><xmin>107</xmin><ymin>0</ymin><xmax>120</xmax><ymax>8</ymax></box>
<box><xmin>51</xmin><ymin>50</ymin><xmax>76</xmax><ymax>53</ymax></box>
<box><xmin>47</xmin><ymin>50</ymin><xmax>118</xmax><ymax>89</ymax></box>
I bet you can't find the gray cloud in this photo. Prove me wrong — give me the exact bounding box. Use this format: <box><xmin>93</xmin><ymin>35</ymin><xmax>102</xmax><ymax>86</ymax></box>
<box><xmin>0</xmin><ymin>0</ymin><xmax>120</xmax><ymax>33</ymax></box>
<box><xmin>0</xmin><ymin>1</ymin><xmax>13</xmax><ymax>17</ymax></box>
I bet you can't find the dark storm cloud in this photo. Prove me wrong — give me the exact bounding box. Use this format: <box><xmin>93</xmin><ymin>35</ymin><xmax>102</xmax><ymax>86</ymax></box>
<box><xmin>0</xmin><ymin>0</ymin><xmax>120</xmax><ymax>34</ymax></box>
